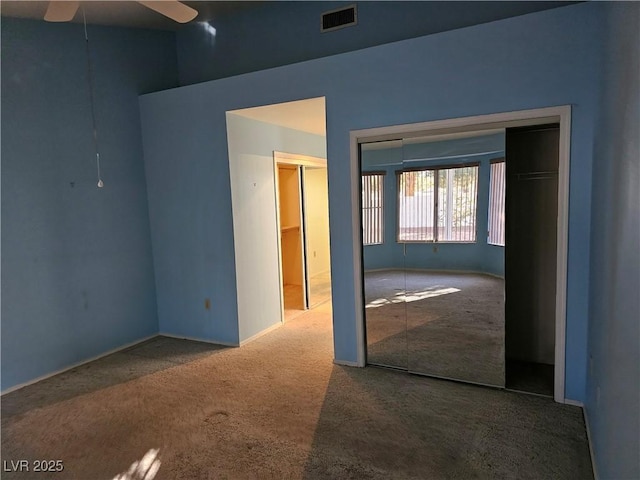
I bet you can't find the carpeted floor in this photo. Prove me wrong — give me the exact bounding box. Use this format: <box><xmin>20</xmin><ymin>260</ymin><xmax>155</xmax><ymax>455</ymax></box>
<box><xmin>308</xmin><ymin>271</ymin><xmax>332</xmax><ymax>308</ymax></box>
<box><xmin>365</xmin><ymin>270</ymin><xmax>505</xmax><ymax>386</ymax></box>
<box><xmin>283</xmin><ymin>284</ymin><xmax>306</xmax><ymax>321</ymax></box>
<box><xmin>1</xmin><ymin>303</ymin><xmax>592</xmax><ymax>480</ymax></box>
<box><xmin>506</xmin><ymin>360</ymin><xmax>555</xmax><ymax>397</ymax></box>
<box><xmin>283</xmin><ymin>271</ymin><xmax>332</xmax><ymax>322</ymax></box>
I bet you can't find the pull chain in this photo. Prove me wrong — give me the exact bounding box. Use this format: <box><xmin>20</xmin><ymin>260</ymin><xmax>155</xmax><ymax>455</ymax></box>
<box><xmin>83</xmin><ymin>7</ymin><xmax>103</xmax><ymax>188</ymax></box>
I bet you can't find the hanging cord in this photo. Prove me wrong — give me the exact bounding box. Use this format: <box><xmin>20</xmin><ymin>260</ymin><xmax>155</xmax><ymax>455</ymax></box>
<box><xmin>83</xmin><ymin>7</ymin><xmax>103</xmax><ymax>188</ymax></box>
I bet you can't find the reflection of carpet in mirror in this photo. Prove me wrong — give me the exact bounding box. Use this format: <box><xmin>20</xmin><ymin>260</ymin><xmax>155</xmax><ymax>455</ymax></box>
<box><xmin>365</xmin><ymin>270</ymin><xmax>505</xmax><ymax>387</ymax></box>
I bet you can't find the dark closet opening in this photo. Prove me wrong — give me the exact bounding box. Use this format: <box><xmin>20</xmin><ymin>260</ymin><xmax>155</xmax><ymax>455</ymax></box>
<box><xmin>505</xmin><ymin>124</ymin><xmax>560</xmax><ymax>396</ymax></box>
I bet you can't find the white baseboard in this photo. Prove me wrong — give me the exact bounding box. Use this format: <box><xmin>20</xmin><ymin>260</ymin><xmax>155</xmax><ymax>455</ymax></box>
<box><xmin>363</xmin><ymin>267</ymin><xmax>504</xmax><ymax>279</ymax></box>
<box><xmin>158</xmin><ymin>333</ymin><xmax>239</xmax><ymax>348</ymax></box>
<box><xmin>564</xmin><ymin>398</ymin><xmax>584</xmax><ymax>407</ymax></box>
<box><xmin>239</xmin><ymin>322</ymin><xmax>282</xmax><ymax>346</ymax></box>
<box><xmin>333</xmin><ymin>358</ymin><xmax>363</xmax><ymax>367</ymax></box>
<box><xmin>1</xmin><ymin>333</ymin><xmax>158</xmax><ymax>396</ymax></box>
<box><xmin>2</xmin><ymin>328</ymin><xmax>277</xmax><ymax>396</ymax></box>
<box><xmin>582</xmin><ymin>407</ymin><xmax>599</xmax><ymax>480</ymax></box>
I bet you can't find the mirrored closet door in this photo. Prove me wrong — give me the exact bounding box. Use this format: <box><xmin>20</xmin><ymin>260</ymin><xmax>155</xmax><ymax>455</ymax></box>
<box><xmin>363</xmin><ymin>132</ymin><xmax>507</xmax><ymax>387</ymax></box>
<box><xmin>362</xmin><ymin>141</ymin><xmax>407</xmax><ymax>369</ymax></box>
<box><xmin>401</xmin><ymin>134</ymin><xmax>505</xmax><ymax>386</ymax></box>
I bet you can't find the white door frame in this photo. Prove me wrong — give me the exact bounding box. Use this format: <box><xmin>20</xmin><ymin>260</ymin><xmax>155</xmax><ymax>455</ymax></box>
<box><xmin>273</xmin><ymin>151</ymin><xmax>328</xmax><ymax>323</ymax></box>
<box><xmin>349</xmin><ymin>105</ymin><xmax>571</xmax><ymax>403</ymax></box>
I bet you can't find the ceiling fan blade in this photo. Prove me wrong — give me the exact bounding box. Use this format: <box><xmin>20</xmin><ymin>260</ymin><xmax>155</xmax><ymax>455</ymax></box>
<box><xmin>137</xmin><ymin>1</ymin><xmax>198</xmax><ymax>24</ymax></box>
<box><xmin>44</xmin><ymin>1</ymin><xmax>80</xmax><ymax>22</ymax></box>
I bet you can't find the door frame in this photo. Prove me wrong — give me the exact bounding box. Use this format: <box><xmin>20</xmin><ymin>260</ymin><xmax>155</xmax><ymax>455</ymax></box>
<box><xmin>273</xmin><ymin>151</ymin><xmax>328</xmax><ymax>323</ymax></box>
<box><xmin>349</xmin><ymin>105</ymin><xmax>571</xmax><ymax>403</ymax></box>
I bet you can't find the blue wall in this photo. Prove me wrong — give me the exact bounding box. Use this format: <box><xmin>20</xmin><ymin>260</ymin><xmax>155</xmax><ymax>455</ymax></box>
<box><xmin>141</xmin><ymin>2</ymin><xmax>604</xmax><ymax>402</ymax></box>
<box><xmin>142</xmin><ymin>110</ymin><xmax>326</xmax><ymax>345</ymax></box>
<box><xmin>587</xmin><ymin>2</ymin><xmax>640</xmax><ymax>479</ymax></box>
<box><xmin>362</xmin><ymin>134</ymin><xmax>505</xmax><ymax>276</ymax></box>
<box><xmin>1</xmin><ymin>19</ymin><xmax>178</xmax><ymax>391</ymax></box>
<box><xmin>176</xmin><ymin>1</ymin><xmax>575</xmax><ymax>85</ymax></box>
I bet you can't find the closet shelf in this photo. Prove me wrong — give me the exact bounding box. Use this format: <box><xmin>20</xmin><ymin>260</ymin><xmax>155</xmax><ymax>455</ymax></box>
<box><xmin>281</xmin><ymin>225</ymin><xmax>300</xmax><ymax>233</ymax></box>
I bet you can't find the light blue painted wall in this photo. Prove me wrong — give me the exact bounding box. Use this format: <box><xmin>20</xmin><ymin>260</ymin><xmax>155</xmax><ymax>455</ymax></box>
<box><xmin>587</xmin><ymin>2</ymin><xmax>640</xmax><ymax>479</ymax></box>
<box><xmin>362</xmin><ymin>134</ymin><xmax>505</xmax><ymax>276</ymax></box>
<box><xmin>1</xmin><ymin>19</ymin><xmax>178</xmax><ymax>391</ymax></box>
<box><xmin>141</xmin><ymin>2</ymin><xmax>603</xmax><ymax>401</ymax></box>
<box><xmin>139</xmin><ymin>98</ymin><xmax>238</xmax><ymax>344</ymax></box>
<box><xmin>142</xmin><ymin>107</ymin><xmax>327</xmax><ymax>345</ymax></box>
<box><xmin>176</xmin><ymin>1</ymin><xmax>575</xmax><ymax>85</ymax></box>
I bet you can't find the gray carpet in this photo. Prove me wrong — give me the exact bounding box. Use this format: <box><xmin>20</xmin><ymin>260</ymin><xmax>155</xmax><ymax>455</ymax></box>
<box><xmin>506</xmin><ymin>360</ymin><xmax>555</xmax><ymax>397</ymax></box>
<box><xmin>1</xmin><ymin>303</ymin><xmax>592</xmax><ymax>479</ymax></box>
<box><xmin>365</xmin><ymin>270</ymin><xmax>505</xmax><ymax>386</ymax></box>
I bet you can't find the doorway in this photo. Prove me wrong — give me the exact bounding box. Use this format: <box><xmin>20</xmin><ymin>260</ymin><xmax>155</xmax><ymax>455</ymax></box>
<box><xmin>361</xmin><ymin>131</ymin><xmax>507</xmax><ymax>387</ymax></box>
<box><xmin>504</xmin><ymin>124</ymin><xmax>560</xmax><ymax>396</ymax></box>
<box><xmin>275</xmin><ymin>152</ymin><xmax>332</xmax><ymax>322</ymax></box>
<box><xmin>277</xmin><ymin>164</ymin><xmax>306</xmax><ymax>315</ymax></box>
<box><xmin>351</xmin><ymin>106</ymin><xmax>570</xmax><ymax>403</ymax></box>
<box><xmin>225</xmin><ymin>97</ymin><xmax>332</xmax><ymax>345</ymax></box>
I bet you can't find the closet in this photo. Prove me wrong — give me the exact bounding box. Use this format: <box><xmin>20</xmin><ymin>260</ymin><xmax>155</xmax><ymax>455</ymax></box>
<box><xmin>275</xmin><ymin>157</ymin><xmax>332</xmax><ymax>318</ymax></box>
<box><xmin>505</xmin><ymin>124</ymin><xmax>559</xmax><ymax>396</ymax></box>
<box><xmin>361</xmin><ymin>123</ymin><xmax>560</xmax><ymax>397</ymax></box>
<box><xmin>277</xmin><ymin>165</ymin><xmax>306</xmax><ymax>311</ymax></box>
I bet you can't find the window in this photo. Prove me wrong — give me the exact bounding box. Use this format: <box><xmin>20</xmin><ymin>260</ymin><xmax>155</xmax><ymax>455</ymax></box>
<box><xmin>398</xmin><ymin>170</ymin><xmax>436</xmax><ymax>241</ymax></box>
<box><xmin>488</xmin><ymin>160</ymin><xmax>506</xmax><ymax>246</ymax></box>
<box><xmin>362</xmin><ymin>172</ymin><xmax>385</xmax><ymax>245</ymax></box>
<box><xmin>398</xmin><ymin>165</ymin><xmax>478</xmax><ymax>242</ymax></box>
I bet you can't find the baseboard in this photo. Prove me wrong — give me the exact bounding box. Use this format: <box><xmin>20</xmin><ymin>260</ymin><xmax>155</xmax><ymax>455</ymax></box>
<box><xmin>404</xmin><ymin>268</ymin><xmax>505</xmax><ymax>280</ymax></box>
<box><xmin>564</xmin><ymin>398</ymin><xmax>584</xmax><ymax>407</ymax></box>
<box><xmin>333</xmin><ymin>358</ymin><xmax>363</xmax><ymax>367</ymax></box>
<box><xmin>239</xmin><ymin>322</ymin><xmax>282</xmax><ymax>346</ymax></box>
<box><xmin>363</xmin><ymin>267</ymin><xmax>504</xmax><ymax>279</ymax></box>
<box><xmin>583</xmin><ymin>406</ymin><xmax>599</xmax><ymax>480</ymax></box>
<box><xmin>1</xmin><ymin>333</ymin><xmax>158</xmax><ymax>396</ymax></box>
<box><xmin>159</xmin><ymin>333</ymin><xmax>239</xmax><ymax>348</ymax></box>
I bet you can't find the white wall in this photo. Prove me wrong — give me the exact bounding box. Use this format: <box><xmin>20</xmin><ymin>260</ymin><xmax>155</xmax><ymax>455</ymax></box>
<box><xmin>226</xmin><ymin>113</ymin><xmax>327</xmax><ymax>342</ymax></box>
<box><xmin>304</xmin><ymin>167</ymin><xmax>331</xmax><ymax>278</ymax></box>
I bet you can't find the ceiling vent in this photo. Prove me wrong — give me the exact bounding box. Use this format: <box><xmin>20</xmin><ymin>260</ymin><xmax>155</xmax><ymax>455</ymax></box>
<box><xmin>321</xmin><ymin>5</ymin><xmax>357</xmax><ymax>33</ymax></box>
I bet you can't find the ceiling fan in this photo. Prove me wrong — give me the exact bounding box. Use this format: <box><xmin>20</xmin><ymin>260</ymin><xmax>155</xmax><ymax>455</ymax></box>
<box><xmin>44</xmin><ymin>1</ymin><xmax>198</xmax><ymax>24</ymax></box>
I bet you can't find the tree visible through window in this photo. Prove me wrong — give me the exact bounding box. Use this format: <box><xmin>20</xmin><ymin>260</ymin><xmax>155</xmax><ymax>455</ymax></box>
<box><xmin>398</xmin><ymin>165</ymin><xmax>478</xmax><ymax>242</ymax></box>
<box><xmin>362</xmin><ymin>172</ymin><xmax>384</xmax><ymax>245</ymax></box>
<box><xmin>488</xmin><ymin>160</ymin><xmax>506</xmax><ymax>246</ymax></box>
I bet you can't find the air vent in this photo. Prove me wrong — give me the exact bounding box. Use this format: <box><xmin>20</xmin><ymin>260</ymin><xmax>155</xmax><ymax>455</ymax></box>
<box><xmin>321</xmin><ymin>5</ymin><xmax>357</xmax><ymax>32</ymax></box>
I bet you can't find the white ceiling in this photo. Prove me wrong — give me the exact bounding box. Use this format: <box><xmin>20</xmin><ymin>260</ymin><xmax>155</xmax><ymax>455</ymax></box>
<box><xmin>227</xmin><ymin>97</ymin><xmax>503</xmax><ymax>144</ymax></box>
<box><xmin>229</xmin><ymin>97</ymin><xmax>327</xmax><ymax>137</ymax></box>
<box><xmin>0</xmin><ymin>1</ymin><xmax>261</xmax><ymax>30</ymax></box>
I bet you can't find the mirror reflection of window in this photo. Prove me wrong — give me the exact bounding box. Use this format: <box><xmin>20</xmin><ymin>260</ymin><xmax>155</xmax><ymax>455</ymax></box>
<box><xmin>488</xmin><ymin>160</ymin><xmax>506</xmax><ymax>246</ymax></box>
<box><xmin>398</xmin><ymin>166</ymin><xmax>479</xmax><ymax>243</ymax></box>
<box><xmin>362</xmin><ymin>172</ymin><xmax>385</xmax><ymax>245</ymax></box>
